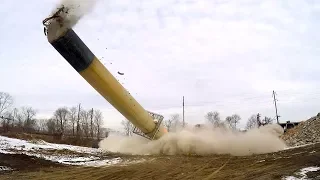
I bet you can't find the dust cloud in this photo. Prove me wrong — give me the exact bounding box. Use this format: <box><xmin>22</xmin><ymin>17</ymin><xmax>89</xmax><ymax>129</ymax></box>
<box><xmin>45</xmin><ymin>0</ymin><xmax>98</xmax><ymax>41</ymax></box>
<box><xmin>99</xmin><ymin>124</ymin><xmax>287</xmax><ymax>156</ymax></box>
<box><xmin>50</xmin><ymin>0</ymin><xmax>97</xmax><ymax>28</ymax></box>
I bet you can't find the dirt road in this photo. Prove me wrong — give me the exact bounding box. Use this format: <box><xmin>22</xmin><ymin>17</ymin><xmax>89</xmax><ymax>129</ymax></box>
<box><xmin>1</xmin><ymin>143</ymin><xmax>320</xmax><ymax>180</ymax></box>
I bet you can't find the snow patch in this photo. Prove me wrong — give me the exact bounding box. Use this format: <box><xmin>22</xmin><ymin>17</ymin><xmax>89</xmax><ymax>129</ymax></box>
<box><xmin>0</xmin><ymin>166</ymin><xmax>13</xmax><ymax>171</ymax></box>
<box><xmin>282</xmin><ymin>166</ymin><xmax>320</xmax><ymax>180</ymax></box>
<box><xmin>0</xmin><ymin>149</ymin><xmax>14</xmax><ymax>154</ymax></box>
<box><xmin>0</xmin><ymin>135</ymin><xmax>125</xmax><ymax>167</ymax></box>
<box><xmin>0</xmin><ymin>135</ymin><xmax>102</xmax><ymax>154</ymax></box>
<box><xmin>61</xmin><ymin>157</ymin><xmax>122</xmax><ymax>167</ymax></box>
<box><xmin>284</xmin><ymin>143</ymin><xmax>315</xmax><ymax>150</ymax></box>
<box><xmin>257</xmin><ymin>160</ymin><xmax>265</xmax><ymax>163</ymax></box>
<box><xmin>119</xmin><ymin>159</ymin><xmax>147</xmax><ymax>166</ymax></box>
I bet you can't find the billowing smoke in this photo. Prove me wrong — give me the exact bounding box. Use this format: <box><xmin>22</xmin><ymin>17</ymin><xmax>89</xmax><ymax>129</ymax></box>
<box><xmin>49</xmin><ymin>0</ymin><xmax>97</xmax><ymax>28</ymax></box>
<box><xmin>99</xmin><ymin>124</ymin><xmax>287</xmax><ymax>156</ymax></box>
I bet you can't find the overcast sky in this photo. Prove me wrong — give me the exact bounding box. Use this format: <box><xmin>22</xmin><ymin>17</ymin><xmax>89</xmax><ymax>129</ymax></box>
<box><xmin>1</xmin><ymin>0</ymin><xmax>320</xmax><ymax>130</ymax></box>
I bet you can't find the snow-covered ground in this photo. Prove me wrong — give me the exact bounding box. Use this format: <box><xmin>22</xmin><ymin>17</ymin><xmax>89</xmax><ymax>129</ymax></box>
<box><xmin>0</xmin><ymin>166</ymin><xmax>13</xmax><ymax>172</ymax></box>
<box><xmin>284</xmin><ymin>143</ymin><xmax>316</xmax><ymax>150</ymax></box>
<box><xmin>282</xmin><ymin>166</ymin><xmax>320</xmax><ymax>180</ymax></box>
<box><xmin>0</xmin><ymin>135</ymin><xmax>101</xmax><ymax>154</ymax></box>
<box><xmin>0</xmin><ymin>135</ymin><xmax>126</xmax><ymax>167</ymax></box>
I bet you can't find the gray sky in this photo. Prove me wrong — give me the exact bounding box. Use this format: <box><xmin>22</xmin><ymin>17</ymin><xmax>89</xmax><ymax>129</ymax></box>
<box><xmin>1</xmin><ymin>0</ymin><xmax>320</xmax><ymax>130</ymax></box>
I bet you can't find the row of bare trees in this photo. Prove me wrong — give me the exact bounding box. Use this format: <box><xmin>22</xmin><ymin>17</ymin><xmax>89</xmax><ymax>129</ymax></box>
<box><xmin>120</xmin><ymin>110</ymin><xmax>275</xmax><ymax>135</ymax></box>
<box><xmin>120</xmin><ymin>111</ymin><xmax>250</xmax><ymax>135</ymax></box>
<box><xmin>0</xmin><ymin>92</ymin><xmax>104</xmax><ymax>140</ymax></box>
<box><xmin>163</xmin><ymin>114</ymin><xmax>184</xmax><ymax>132</ymax></box>
<box><xmin>44</xmin><ymin>105</ymin><xmax>104</xmax><ymax>139</ymax></box>
<box><xmin>129</xmin><ymin>111</ymin><xmax>273</xmax><ymax>133</ymax></box>
<box><xmin>204</xmin><ymin>111</ymin><xmax>242</xmax><ymax>129</ymax></box>
<box><xmin>204</xmin><ymin>111</ymin><xmax>273</xmax><ymax>130</ymax></box>
<box><xmin>121</xmin><ymin>120</ymin><xmax>134</xmax><ymax>136</ymax></box>
<box><xmin>1</xmin><ymin>106</ymin><xmax>38</xmax><ymax>133</ymax></box>
<box><xmin>245</xmin><ymin>114</ymin><xmax>273</xmax><ymax>130</ymax></box>
<box><xmin>161</xmin><ymin>112</ymin><xmax>242</xmax><ymax>132</ymax></box>
<box><xmin>0</xmin><ymin>92</ymin><xmax>38</xmax><ymax>132</ymax></box>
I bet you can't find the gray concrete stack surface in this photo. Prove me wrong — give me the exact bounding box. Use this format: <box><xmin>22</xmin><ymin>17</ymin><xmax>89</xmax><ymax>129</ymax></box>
<box><xmin>281</xmin><ymin>113</ymin><xmax>320</xmax><ymax>146</ymax></box>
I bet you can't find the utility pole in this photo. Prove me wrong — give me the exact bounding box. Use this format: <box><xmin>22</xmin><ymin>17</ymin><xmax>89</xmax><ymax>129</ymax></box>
<box><xmin>272</xmin><ymin>90</ymin><xmax>280</xmax><ymax>124</ymax></box>
<box><xmin>182</xmin><ymin>96</ymin><xmax>185</xmax><ymax>127</ymax></box>
<box><xmin>257</xmin><ymin>113</ymin><xmax>261</xmax><ymax>128</ymax></box>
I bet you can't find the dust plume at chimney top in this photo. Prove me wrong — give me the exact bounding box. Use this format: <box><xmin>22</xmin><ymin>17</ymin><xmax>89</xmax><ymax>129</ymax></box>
<box><xmin>99</xmin><ymin>124</ymin><xmax>287</xmax><ymax>156</ymax></box>
<box><xmin>48</xmin><ymin>0</ymin><xmax>98</xmax><ymax>29</ymax></box>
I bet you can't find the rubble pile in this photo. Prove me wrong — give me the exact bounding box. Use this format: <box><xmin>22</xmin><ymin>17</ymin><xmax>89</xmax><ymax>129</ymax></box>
<box><xmin>281</xmin><ymin>113</ymin><xmax>320</xmax><ymax>146</ymax></box>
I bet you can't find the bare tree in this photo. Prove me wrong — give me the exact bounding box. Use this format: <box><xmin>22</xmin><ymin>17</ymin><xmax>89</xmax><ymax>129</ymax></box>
<box><xmin>32</xmin><ymin>119</ymin><xmax>42</xmax><ymax>132</ymax></box>
<box><xmin>225</xmin><ymin>116</ymin><xmax>233</xmax><ymax>128</ymax></box>
<box><xmin>14</xmin><ymin>108</ymin><xmax>23</xmax><ymax>130</ymax></box>
<box><xmin>246</xmin><ymin>114</ymin><xmax>258</xmax><ymax>130</ymax></box>
<box><xmin>81</xmin><ymin>109</ymin><xmax>90</xmax><ymax>138</ymax></box>
<box><xmin>1</xmin><ymin>111</ymin><xmax>14</xmax><ymax>132</ymax></box>
<box><xmin>54</xmin><ymin>107</ymin><xmax>69</xmax><ymax>134</ymax></box>
<box><xmin>11</xmin><ymin>108</ymin><xmax>18</xmax><ymax>128</ymax></box>
<box><xmin>0</xmin><ymin>92</ymin><xmax>13</xmax><ymax>115</ymax></box>
<box><xmin>105</xmin><ymin>130</ymin><xmax>109</xmax><ymax>138</ymax></box>
<box><xmin>46</xmin><ymin>118</ymin><xmax>57</xmax><ymax>134</ymax></box>
<box><xmin>121</xmin><ymin>119</ymin><xmax>134</xmax><ymax>136</ymax></box>
<box><xmin>76</xmin><ymin>104</ymin><xmax>81</xmax><ymax>138</ymax></box>
<box><xmin>90</xmin><ymin>108</ymin><xmax>94</xmax><ymax>138</ymax></box>
<box><xmin>94</xmin><ymin>109</ymin><xmax>103</xmax><ymax>140</ymax></box>
<box><xmin>216</xmin><ymin>121</ymin><xmax>228</xmax><ymax>129</ymax></box>
<box><xmin>21</xmin><ymin>106</ymin><xmax>37</xmax><ymax>132</ymax></box>
<box><xmin>263</xmin><ymin>116</ymin><xmax>273</xmax><ymax>125</ymax></box>
<box><xmin>170</xmin><ymin>114</ymin><xmax>182</xmax><ymax>131</ymax></box>
<box><xmin>37</xmin><ymin>119</ymin><xmax>48</xmax><ymax>132</ymax></box>
<box><xmin>231</xmin><ymin>114</ymin><xmax>241</xmax><ymax>129</ymax></box>
<box><xmin>205</xmin><ymin>111</ymin><xmax>221</xmax><ymax>127</ymax></box>
<box><xmin>164</xmin><ymin>119</ymin><xmax>173</xmax><ymax>132</ymax></box>
<box><xmin>68</xmin><ymin>106</ymin><xmax>78</xmax><ymax>136</ymax></box>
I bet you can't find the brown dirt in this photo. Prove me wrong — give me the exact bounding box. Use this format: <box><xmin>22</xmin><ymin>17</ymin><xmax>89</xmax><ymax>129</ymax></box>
<box><xmin>0</xmin><ymin>153</ymin><xmax>65</xmax><ymax>175</ymax></box>
<box><xmin>1</xmin><ymin>143</ymin><xmax>320</xmax><ymax>180</ymax></box>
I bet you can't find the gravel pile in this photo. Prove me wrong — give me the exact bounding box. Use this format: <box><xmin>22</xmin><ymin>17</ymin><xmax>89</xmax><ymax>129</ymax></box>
<box><xmin>281</xmin><ymin>113</ymin><xmax>320</xmax><ymax>146</ymax></box>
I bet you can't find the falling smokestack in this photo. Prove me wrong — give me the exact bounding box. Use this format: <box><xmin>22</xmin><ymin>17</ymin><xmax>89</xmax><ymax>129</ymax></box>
<box><xmin>43</xmin><ymin>7</ymin><xmax>167</xmax><ymax>140</ymax></box>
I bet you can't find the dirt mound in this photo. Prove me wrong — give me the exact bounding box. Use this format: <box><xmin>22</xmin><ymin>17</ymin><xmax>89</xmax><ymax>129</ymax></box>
<box><xmin>282</xmin><ymin>113</ymin><xmax>320</xmax><ymax>146</ymax></box>
<box><xmin>0</xmin><ymin>153</ymin><xmax>66</xmax><ymax>174</ymax></box>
